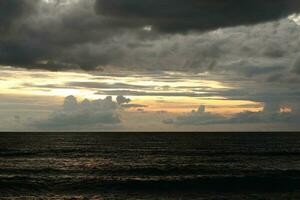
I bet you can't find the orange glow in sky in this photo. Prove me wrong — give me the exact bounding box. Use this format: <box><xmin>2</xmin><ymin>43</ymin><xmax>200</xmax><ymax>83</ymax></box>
<box><xmin>0</xmin><ymin>66</ymin><xmax>262</xmax><ymax>114</ymax></box>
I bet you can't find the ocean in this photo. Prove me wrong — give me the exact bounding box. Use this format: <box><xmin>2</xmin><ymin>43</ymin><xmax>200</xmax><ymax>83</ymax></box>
<box><xmin>1</xmin><ymin>132</ymin><xmax>300</xmax><ymax>199</ymax></box>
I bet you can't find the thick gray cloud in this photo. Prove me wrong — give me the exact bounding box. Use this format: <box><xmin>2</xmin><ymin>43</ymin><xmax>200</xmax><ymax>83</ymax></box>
<box><xmin>95</xmin><ymin>0</ymin><xmax>300</xmax><ymax>33</ymax></box>
<box><xmin>0</xmin><ymin>0</ymin><xmax>115</xmax><ymax>70</ymax></box>
<box><xmin>1</xmin><ymin>0</ymin><xmax>300</xmax><ymax>71</ymax></box>
<box><xmin>0</xmin><ymin>0</ymin><xmax>36</xmax><ymax>33</ymax></box>
<box><xmin>292</xmin><ymin>54</ymin><xmax>300</xmax><ymax>74</ymax></box>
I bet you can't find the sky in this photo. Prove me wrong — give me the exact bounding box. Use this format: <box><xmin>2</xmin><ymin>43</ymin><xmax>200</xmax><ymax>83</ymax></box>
<box><xmin>1</xmin><ymin>0</ymin><xmax>300</xmax><ymax>131</ymax></box>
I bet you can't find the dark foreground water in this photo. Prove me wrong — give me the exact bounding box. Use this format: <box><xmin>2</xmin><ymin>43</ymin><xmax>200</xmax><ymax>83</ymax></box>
<box><xmin>1</xmin><ymin>132</ymin><xmax>300</xmax><ymax>199</ymax></box>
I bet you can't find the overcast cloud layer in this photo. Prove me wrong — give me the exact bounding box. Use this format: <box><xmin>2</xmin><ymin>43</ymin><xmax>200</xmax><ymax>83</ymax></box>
<box><xmin>1</xmin><ymin>0</ymin><xmax>300</xmax><ymax>71</ymax></box>
<box><xmin>96</xmin><ymin>0</ymin><xmax>300</xmax><ymax>33</ymax></box>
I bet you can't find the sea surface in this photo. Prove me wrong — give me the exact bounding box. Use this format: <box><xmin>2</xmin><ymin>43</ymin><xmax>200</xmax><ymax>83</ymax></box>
<box><xmin>1</xmin><ymin>132</ymin><xmax>300</xmax><ymax>199</ymax></box>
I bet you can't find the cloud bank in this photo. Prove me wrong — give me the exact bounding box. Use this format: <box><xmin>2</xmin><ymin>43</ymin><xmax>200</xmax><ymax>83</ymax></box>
<box><xmin>35</xmin><ymin>95</ymin><xmax>123</xmax><ymax>129</ymax></box>
<box><xmin>165</xmin><ymin>104</ymin><xmax>300</xmax><ymax>125</ymax></box>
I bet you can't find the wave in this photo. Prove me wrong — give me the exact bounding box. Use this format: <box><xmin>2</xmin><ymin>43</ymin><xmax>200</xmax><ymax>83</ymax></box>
<box><xmin>1</xmin><ymin>174</ymin><xmax>300</xmax><ymax>195</ymax></box>
<box><xmin>2</xmin><ymin>149</ymin><xmax>300</xmax><ymax>158</ymax></box>
<box><xmin>2</xmin><ymin>168</ymin><xmax>300</xmax><ymax>177</ymax></box>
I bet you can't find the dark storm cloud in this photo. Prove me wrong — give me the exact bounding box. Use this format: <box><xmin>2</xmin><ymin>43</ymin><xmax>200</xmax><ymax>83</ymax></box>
<box><xmin>0</xmin><ymin>0</ymin><xmax>122</xmax><ymax>70</ymax></box>
<box><xmin>0</xmin><ymin>0</ymin><xmax>36</xmax><ymax>33</ymax></box>
<box><xmin>292</xmin><ymin>55</ymin><xmax>300</xmax><ymax>74</ymax></box>
<box><xmin>95</xmin><ymin>0</ymin><xmax>300</xmax><ymax>33</ymax></box>
<box><xmin>1</xmin><ymin>0</ymin><xmax>300</xmax><ymax>71</ymax></box>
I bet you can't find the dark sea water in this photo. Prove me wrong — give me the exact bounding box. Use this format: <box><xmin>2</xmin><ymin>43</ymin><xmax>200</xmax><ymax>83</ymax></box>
<box><xmin>1</xmin><ymin>132</ymin><xmax>300</xmax><ymax>199</ymax></box>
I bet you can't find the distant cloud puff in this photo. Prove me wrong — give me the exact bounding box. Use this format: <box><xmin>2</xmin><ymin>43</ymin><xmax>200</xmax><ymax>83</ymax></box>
<box><xmin>165</xmin><ymin>104</ymin><xmax>300</xmax><ymax>125</ymax></box>
<box><xmin>163</xmin><ymin>105</ymin><xmax>227</xmax><ymax>125</ymax></box>
<box><xmin>116</xmin><ymin>95</ymin><xmax>131</xmax><ymax>105</ymax></box>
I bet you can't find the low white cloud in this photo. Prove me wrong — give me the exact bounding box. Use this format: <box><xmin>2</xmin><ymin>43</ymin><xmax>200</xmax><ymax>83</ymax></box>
<box><xmin>35</xmin><ymin>95</ymin><xmax>123</xmax><ymax>129</ymax></box>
